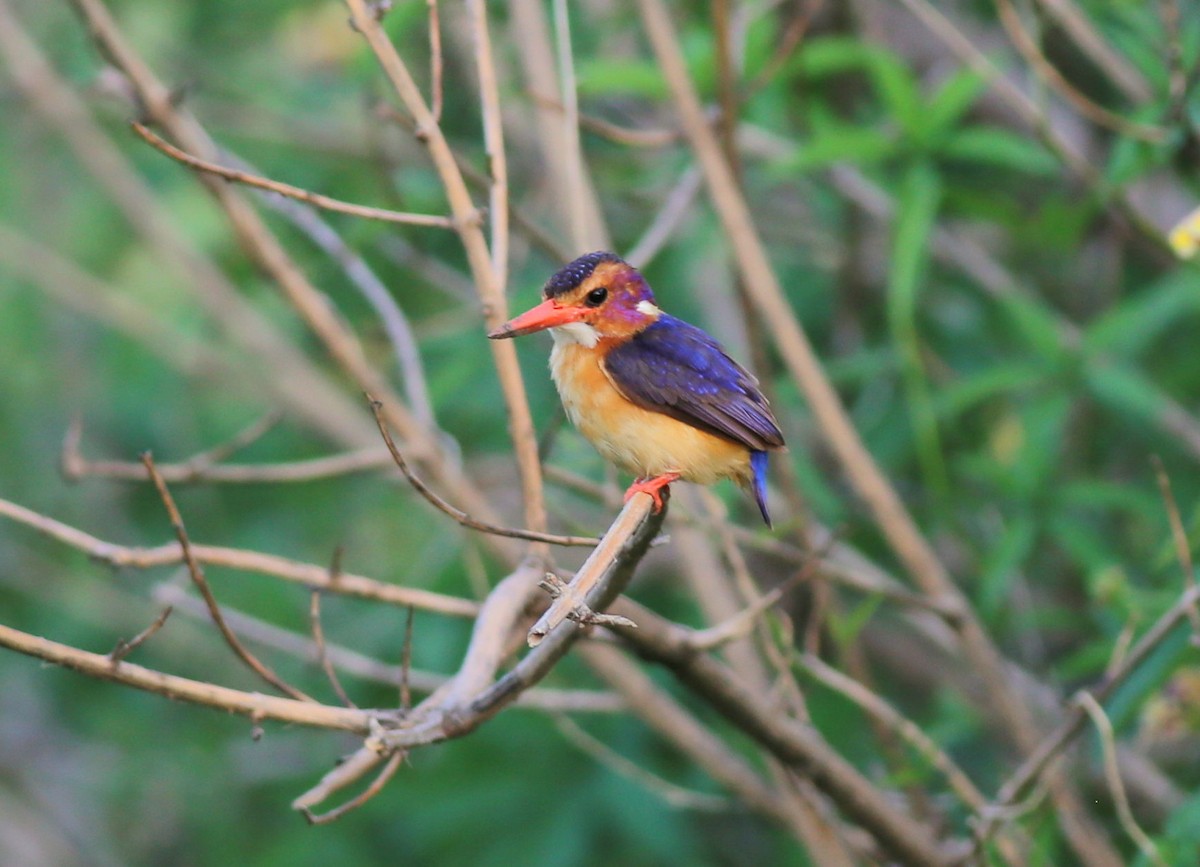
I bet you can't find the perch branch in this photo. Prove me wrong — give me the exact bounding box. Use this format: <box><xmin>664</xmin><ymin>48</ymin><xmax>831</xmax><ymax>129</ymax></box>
<box><xmin>297</xmin><ymin>502</ymin><xmax>663</xmax><ymax>812</ymax></box>
<box><xmin>527</xmin><ymin>495</ymin><xmax>657</xmax><ymax>645</ymax></box>
<box><xmin>156</xmin><ymin>582</ymin><xmax>623</xmax><ymax>713</ymax></box>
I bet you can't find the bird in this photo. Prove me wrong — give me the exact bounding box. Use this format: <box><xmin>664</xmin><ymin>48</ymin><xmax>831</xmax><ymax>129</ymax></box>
<box><xmin>488</xmin><ymin>251</ymin><xmax>785</xmax><ymax>526</ymax></box>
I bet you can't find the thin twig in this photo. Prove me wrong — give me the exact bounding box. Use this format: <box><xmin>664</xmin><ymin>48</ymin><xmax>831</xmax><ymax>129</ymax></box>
<box><xmin>140</xmin><ymin>453</ymin><xmax>314</xmax><ymax>702</ymax></box>
<box><xmin>156</xmin><ymin>582</ymin><xmax>624</xmax><ymax>712</ymax></box>
<box><xmin>132</xmin><ymin>122</ymin><xmax>458</xmax><ymax>227</ymax></box>
<box><xmin>369</xmin><ymin>397</ymin><xmax>600</xmax><ymax>548</ymax></box>
<box><xmin>0</xmin><ymin>620</ymin><xmax>372</xmax><ymax>731</ymax></box>
<box><xmin>978</xmin><ymin>577</ymin><xmax>1200</xmax><ymax>846</ymax></box>
<box><xmin>1076</xmin><ymin>693</ymin><xmax>1167</xmax><ymax>867</ymax></box>
<box><xmin>65</xmin><ymin>444</ymin><xmax>392</xmax><ymax>485</ymax></box>
<box><xmin>1033</xmin><ymin>0</ymin><xmax>1151</xmax><ymax>102</ymax></box>
<box><xmin>551</xmin><ymin>0</ymin><xmax>588</xmax><ymax>251</ymax></box>
<box><xmin>1152</xmin><ymin>455</ymin><xmax>1200</xmax><ymax>641</ymax></box>
<box><xmin>300</xmin><ymin>750</ymin><xmax>404</xmax><ymax>825</ymax></box>
<box><xmin>108</xmin><ymin>606</ymin><xmax>173</xmax><ymax>663</ymax></box>
<box><xmin>624</xmin><ymin>164</ymin><xmax>703</xmax><ymax>268</ymax></box>
<box><xmin>247</xmin><ymin>173</ymin><xmax>438</xmax><ymax>429</ymax></box>
<box><xmin>311</xmin><ymin>551</ymin><xmax>356</xmax><ymax>708</ymax></box>
<box><xmin>468</xmin><ymin>0</ymin><xmax>508</xmax><ymax>285</ymax></box>
<box><xmin>427</xmin><ymin>0</ymin><xmax>443</xmax><ymax>123</ymax></box>
<box><xmin>992</xmin><ymin>0</ymin><xmax>1164</xmax><ymax>142</ymax></box>
<box><xmin>796</xmin><ymin>652</ymin><xmax>987</xmax><ymax>812</ymax></box>
<box><xmin>0</xmin><ymin>494</ymin><xmax>478</xmax><ymax>615</ymax></box>
<box><xmin>686</xmin><ymin>544</ymin><xmax>825</xmax><ymax>652</ymax></box>
<box><xmin>399</xmin><ymin>605</ymin><xmax>415</xmax><ymax>712</ymax></box>
<box><xmin>293</xmin><ymin>745</ymin><xmax>386</xmax><ymax>812</ymax></box>
<box><xmin>553</xmin><ymin>714</ymin><xmax>731</xmax><ymax>811</ymax></box>
<box><xmin>342</xmin><ymin>0</ymin><xmax>550</xmax><ymax>541</ymax></box>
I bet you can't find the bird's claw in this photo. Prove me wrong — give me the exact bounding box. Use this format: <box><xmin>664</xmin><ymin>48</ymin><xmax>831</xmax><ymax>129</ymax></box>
<box><xmin>624</xmin><ymin>472</ymin><xmax>681</xmax><ymax>513</ymax></box>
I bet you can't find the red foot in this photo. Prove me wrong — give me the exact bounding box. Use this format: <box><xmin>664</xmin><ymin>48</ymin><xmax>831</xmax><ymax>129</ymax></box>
<box><xmin>624</xmin><ymin>472</ymin><xmax>681</xmax><ymax>513</ymax></box>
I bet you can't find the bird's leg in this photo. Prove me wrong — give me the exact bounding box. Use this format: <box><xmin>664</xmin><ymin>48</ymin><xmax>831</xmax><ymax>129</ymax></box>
<box><xmin>624</xmin><ymin>472</ymin><xmax>681</xmax><ymax>513</ymax></box>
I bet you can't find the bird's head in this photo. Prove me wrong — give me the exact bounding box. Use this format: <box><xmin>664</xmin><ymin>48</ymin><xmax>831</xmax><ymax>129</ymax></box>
<box><xmin>487</xmin><ymin>252</ymin><xmax>660</xmax><ymax>348</ymax></box>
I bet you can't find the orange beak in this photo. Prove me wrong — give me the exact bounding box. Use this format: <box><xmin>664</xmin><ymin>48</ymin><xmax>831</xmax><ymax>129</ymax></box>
<box><xmin>487</xmin><ymin>298</ymin><xmax>588</xmax><ymax>339</ymax></box>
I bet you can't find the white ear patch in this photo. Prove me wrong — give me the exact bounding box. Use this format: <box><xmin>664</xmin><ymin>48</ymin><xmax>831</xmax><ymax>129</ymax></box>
<box><xmin>636</xmin><ymin>300</ymin><xmax>661</xmax><ymax>318</ymax></box>
<box><xmin>551</xmin><ymin>321</ymin><xmax>600</xmax><ymax>348</ymax></box>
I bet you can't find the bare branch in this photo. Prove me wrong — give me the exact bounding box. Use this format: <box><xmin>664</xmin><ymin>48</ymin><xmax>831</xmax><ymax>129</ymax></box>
<box><xmin>342</xmin><ymin>0</ymin><xmax>549</xmax><ymax>541</ymax></box>
<box><xmin>108</xmin><ymin>606</ymin><xmax>173</xmax><ymax>663</ymax></box>
<box><xmin>311</xmin><ymin>575</ymin><xmax>356</xmax><ymax>709</ymax></box>
<box><xmin>1077</xmin><ymin>693</ymin><xmax>1167</xmax><ymax>867</ymax></box>
<box><xmin>300</xmin><ymin>750</ymin><xmax>405</xmax><ymax>825</ymax></box>
<box><xmin>370</xmin><ymin>398</ymin><xmax>600</xmax><ymax>548</ymax></box>
<box><xmin>0</xmin><ymin>494</ymin><xmax>479</xmax><ymax>616</ymax></box>
<box><xmin>0</xmin><ymin>621</ymin><xmax>372</xmax><ymax>732</ymax></box>
<box><xmin>132</xmin><ymin>121</ymin><xmax>458</xmax><ymax>227</ymax></box>
<box><xmin>980</xmin><ymin>578</ymin><xmax>1200</xmax><ymax>844</ymax></box>
<box><xmin>604</xmin><ymin>598</ymin><xmax>961</xmax><ymax>867</ymax></box>
<box><xmin>157</xmin><ymin>582</ymin><xmax>624</xmax><ymax>713</ymax></box>
<box><xmin>1152</xmin><ymin>455</ymin><xmax>1200</xmax><ymax>640</ymax></box>
<box><xmin>993</xmin><ymin>0</ymin><xmax>1165</xmax><ymax>141</ymax></box>
<box><xmin>528</xmin><ymin>495</ymin><xmax>657</xmax><ymax>645</ymax></box>
<box><xmin>427</xmin><ymin>0</ymin><xmax>443</xmax><ymax>122</ymax></box>
<box><xmin>553</xmin><ymin>714</ymin><xmax>731</xmax><ymax>811</ymax></box>
<box><xmin>141</xmin><ymin>453</ymin><xmax>314</xmax><ymax>702</ymax></box>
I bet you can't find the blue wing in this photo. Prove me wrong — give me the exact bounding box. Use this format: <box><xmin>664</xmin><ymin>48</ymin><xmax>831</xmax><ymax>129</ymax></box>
<box><xmin>603</xmin><ymin>315</ymin><xmax>785</xmax><ymax>452</ymax></box>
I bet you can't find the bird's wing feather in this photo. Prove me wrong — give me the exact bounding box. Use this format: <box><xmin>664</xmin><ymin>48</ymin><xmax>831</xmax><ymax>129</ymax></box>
<box><xmin>602</xmin><ymin>315</ymin><xmax>784</xmax><ymax>452</ymax></box>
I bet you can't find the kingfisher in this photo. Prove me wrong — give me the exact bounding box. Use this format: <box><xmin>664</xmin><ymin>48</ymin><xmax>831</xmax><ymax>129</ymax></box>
<box><xmin>488</xmin><ymin>251</ymin><xmax>785</xmax><ymax>526</ymax></box>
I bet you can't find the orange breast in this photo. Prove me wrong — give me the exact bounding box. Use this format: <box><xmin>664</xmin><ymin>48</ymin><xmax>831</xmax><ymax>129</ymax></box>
<box><xmin>550</xmin><ymin>341</ymin><xmax>751</xmax><ymax>486</ymax></box>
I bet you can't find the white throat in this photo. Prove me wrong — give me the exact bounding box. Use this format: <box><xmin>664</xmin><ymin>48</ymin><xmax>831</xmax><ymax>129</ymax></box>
<box><xmin>550</xmin><ymin>321</ymin><xmax>600</xmax><ymax>349</ymax></box>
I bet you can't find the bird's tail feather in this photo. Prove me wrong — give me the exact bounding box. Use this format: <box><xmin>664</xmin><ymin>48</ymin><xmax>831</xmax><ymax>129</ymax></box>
<box><xmin>750</xmin><ymin>450</ymin><xmax>772</xmax><ymax>528</ymax></box>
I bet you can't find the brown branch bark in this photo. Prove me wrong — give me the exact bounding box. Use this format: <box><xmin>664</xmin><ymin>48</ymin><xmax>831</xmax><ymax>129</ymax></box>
<box><xmin>0</xmin><ymin>622</ymin><xmax>372</xmax><ymax>732</ymax></box>
<box><xmin>607</xmin><ymin>598</ymin><xmax>961</xmax><ymax>867</ymax></box>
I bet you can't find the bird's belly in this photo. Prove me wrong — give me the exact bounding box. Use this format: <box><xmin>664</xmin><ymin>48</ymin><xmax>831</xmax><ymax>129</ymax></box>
<box><xmin>550</xmin><ymin>343</ymin><xmax>751</xmax><ymax>485</ymax></box>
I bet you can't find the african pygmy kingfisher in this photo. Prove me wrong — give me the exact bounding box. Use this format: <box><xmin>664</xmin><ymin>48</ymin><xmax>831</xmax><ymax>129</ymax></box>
<box><xmin>488</xmin><ymin>252</ymin><xmax>785</xmax><ymax>526</ymax></box>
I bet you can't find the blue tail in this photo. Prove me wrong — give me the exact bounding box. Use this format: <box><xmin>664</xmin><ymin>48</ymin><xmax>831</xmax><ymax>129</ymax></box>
<box><xmin>750</xmin><ymin>450</ymin><xmax>772</xmax><ymax>528</ymax></box>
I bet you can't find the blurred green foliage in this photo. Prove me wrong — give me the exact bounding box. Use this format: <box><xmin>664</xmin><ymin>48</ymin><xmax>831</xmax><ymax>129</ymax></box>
<box><xmin>3</xmin><ymin>0</ymin><xmax>1200</xmax><ymax>865</ymax></box>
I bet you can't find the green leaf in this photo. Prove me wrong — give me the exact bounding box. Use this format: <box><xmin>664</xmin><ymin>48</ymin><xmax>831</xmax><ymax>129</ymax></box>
<box><xmin>939</xmin><ymin>127</ymin><xmax>1059</xmax><ymax>175</ymax></box>
<box><xmin>994</xmin><ymin>293</ymin><xmax>1069</xmax><ymax>363</ymax></box>
<box><xmin>789</xmin><ymin>123</ymin><xmax>898</xmax><ymax>171</ymax></box>
<box><xmin>1084</xmin><ymin>363</ymin><xmax>1176</xmax><ymax>427</ymax></box>
<box><xmin>888</xmin><ymin>160</ymin><xmax>948</xmax><ymax>495</ymax></box>
<box><xmin>924</xmin><ymin>67</ymin><xmax>986</xmax><ymax>138</ymax></box>
<box><xmin>789</xmin><ymin>35</ymin><xmax>880</xmax><ymax>78</ymax></box>
<box><xmin>935</xmin><ymin>363</ymin><xmax>1046</xmax><ymax>420</ymax></box>
<box><xmin>977</xmin><ymin>514</ymin><xmax>1036</xmax><ymax>619</ymax></box>
<box><xmin>1083</xmin><ymin>271</ymin><xmax>1200</xmax><ymax>358</ymax></box>
<box><xmin>576</xmin><ymin>58</ymin><xmax>666</xmax><ymax>98</ymax></box>
<box><xmin>867</xmin><ymin>53</ymin><xmax>924</xmax><ymax>138</ymax></box>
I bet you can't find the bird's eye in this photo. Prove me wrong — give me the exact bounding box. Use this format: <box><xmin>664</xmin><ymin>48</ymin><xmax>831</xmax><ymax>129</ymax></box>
<box><xmin>584</xmin><ymin>286</ymin><xmax>608</xmax><ymax>307</ymax></box>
